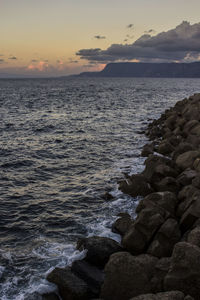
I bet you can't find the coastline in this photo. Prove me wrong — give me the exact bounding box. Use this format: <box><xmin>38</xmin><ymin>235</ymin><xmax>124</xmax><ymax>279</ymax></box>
<box><xmin>44</xmin><ymin>93</ymin><xmax>200</xmax><ymax>299</ymax></box>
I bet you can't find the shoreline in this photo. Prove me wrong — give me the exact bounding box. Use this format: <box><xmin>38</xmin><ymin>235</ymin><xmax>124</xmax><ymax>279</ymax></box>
<box><xmin>44</xmin><ymin>93</ymin><xmax>200</xmax><ymax>300</ymax></box>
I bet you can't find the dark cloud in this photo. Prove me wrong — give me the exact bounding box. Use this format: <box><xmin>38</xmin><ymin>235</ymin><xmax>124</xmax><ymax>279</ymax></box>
<box><xmin>31</xmin><ymin>59</ymin><xmax>38</xmax><ymax>62</ymax></box>
<box><xmin>76</xmin><ymin>21</ymin><xmax>200</xmax><ymax>63</ymax></box>
<box><xmin>94</xmin><ymin>35</ymin><xmax>106</xmax><ymax>40</ymax></box>
<box><xmin>145</xmin><ymin>29</ymin><xmax>156</xmax><ymax>34</ymax></box>
<box><xmin>9</xmin><ymin>56</ymin><xmax>17</xmax><ymax>60</ymax></box>
<box><xmin>127</xmin><ymin>24</ymin><xmax>134</xmax><ymax>29</ymax></box>
<box><xmin>0</xmin><ymin>59</ymin><xmax>4</xmax><ymax>63</ymax></box>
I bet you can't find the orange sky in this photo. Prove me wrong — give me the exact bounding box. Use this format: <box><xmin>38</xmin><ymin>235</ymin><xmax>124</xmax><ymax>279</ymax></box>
<box><xmin>1</xmin><ymin>0</ymin><xmax>200</xmax><ymax>77</ymax></box>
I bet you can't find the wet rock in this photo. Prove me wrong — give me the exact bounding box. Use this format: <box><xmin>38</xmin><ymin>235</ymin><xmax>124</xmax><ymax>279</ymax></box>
<box><xmin>147</xmin><ymin>218</ymin><xmax>181</xmax><ymax>258</ymax></box>
<box><xmin>102</xmin><ymin>192</ymin><xmax>114</xmax><ymax>201</ymax></box>
<box><xmin>130</xmin><ymin>291</ymin><xmax>186</xmax><ymax>300</ymax></box>
<box><xmin>176</xmin><ymin>151</ymin><xmax>200</xmax><ymax>171</ymax></box>
<box><xmin>177</xmin><ymin>169</ymin><xmax>197</xmax><ymax>186</ymax></box>
<box><xmin>76</xmin><ymin>236</ymin><xmax>122</xmax><ymax>268</ymax></box>
<box><xmin>136</xmin><ymin>191</ymin><xmax>177</xmax><ymax>217</ymax></box>
<box><xmin>164</xmin><ymin>242</ymin><xmax>200</xmax><ymax>299</ymax></box>
<box><xmin>112</xmin><ymin>214</ymin><xmax>134</xmax><ymax>236</ymax></box>
<box><xmin>71</xmin><ymin>259</ymin><xmax>104</xmax><ymax>295</ymax></box>
<box><xmin>101</xmin><ymin>252</ymin><xmax>157</xmax><ymax>300</ymax></box>
<box><xmin>47</xmin><ymin>267</ymin><xmax>90</xmax><ymax>300</ymax></box>
<box><xmin>154</xmin><ymin>177</ymin><xmax>179</xmax><ymax>194</ymax></box>
<box><xmin>151</xmin><ymin>257</ymin><xmax>171</xmax><ymax>292</ymax></box>
<box><xmin>118</xmin><ymin>174</ymin><xmax>153</xmax><ymax>197</ymax></box>
<box><xmin>157</xmin><ymin>140</ymin><xmax>174</xmax><ymax>155</ymax></box>
<box><xmin>122</xmin><ymin>207</ymin><xmax>168</xmax><ymax>254</ymax></box>
<box><xmin>187</xmin><ymin>227</ymin><xmax>200</xmax><ymax>248</ymax></box>
<box><xmin>141</xmin><ymin>143</ymin><xmax>154</xmax><ymax>157</ymax></box>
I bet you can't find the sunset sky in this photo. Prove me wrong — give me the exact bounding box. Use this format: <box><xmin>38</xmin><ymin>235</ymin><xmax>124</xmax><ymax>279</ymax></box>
<box><xmin>1</xmin><ymin>0</ymin><xmax>200</xmax><ymax>77</ymax></box>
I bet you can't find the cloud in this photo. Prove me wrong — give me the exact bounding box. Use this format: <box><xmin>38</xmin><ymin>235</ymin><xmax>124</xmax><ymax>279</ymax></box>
<box><xmin>0</xmin><ymin>59</ymin><xmax>4</xmax><ymax>63</ymax></box>
<box><xmin>94</xmin><ymin>35</ymin><xmax>106</xmax><ymax>40</ymax></box>
<box><xmin>9</xmin><ymin>56</ymin><xmax>17</xmax><ymax>60</ymax></box>
<box><xmin>76</xmin><ymin>21</ymin><xmax>200</xmax><ymax>63</ymax></box>
<box><xmin>144</xmin><ymin>29</ymin><xmax>156</xmax><ymax>34</ymax></box>
<box><xmin>31</xmin><ymin>59</ymin><xmax>38</xmax><ymax>62</ymax></box>
<box><xmin>127</xmin><ymin>24</ymin><xmax>134</xmax><ymax>29</ymax></box>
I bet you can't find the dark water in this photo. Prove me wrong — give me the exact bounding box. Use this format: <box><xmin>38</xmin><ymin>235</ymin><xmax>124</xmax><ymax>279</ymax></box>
<box><xmin>0</xmin><ymin>77</ymin><xmax>200</xmax><ymax>299</ymax></box>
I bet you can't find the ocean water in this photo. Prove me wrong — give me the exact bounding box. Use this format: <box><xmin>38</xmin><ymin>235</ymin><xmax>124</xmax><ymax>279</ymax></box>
<box><xmin>0</xmin><ymin>77</ymin><xmax>200</xmax><ymax>299</ymax></box>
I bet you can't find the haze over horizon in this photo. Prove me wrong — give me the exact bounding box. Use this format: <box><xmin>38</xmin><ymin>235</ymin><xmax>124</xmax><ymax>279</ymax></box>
<box><xmin>1</xmin><ymin>0</ymin><xmax>200</xmax><ymax>77</ymax></box>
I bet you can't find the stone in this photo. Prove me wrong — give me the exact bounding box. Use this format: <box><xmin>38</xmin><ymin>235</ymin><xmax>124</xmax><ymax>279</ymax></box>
<box><xmin>177</xmin><ymin>169</ymin><xmax>197</xmax><ymax>186</ymax></box>
<box><xmin>190</xmin><ymin>124</ymin><xmax>200</xmax><ymax>136</ymax></box>
<box><xmin>118</xmin><ymin>174</ymin><xmax>153</xmax><ymax>197</ymax></box>
<box><xmin>122</xmin><ymin>207</ymin><xmax>168</xmax><ymax>254</ymax></box>
<box><xmin>186</xmin><ymin>134</ymin><xmax>200</xmax><ymax>148</ymax></box>
<box><xmin>183</xmin><ymin>120</ymin><xmax>199</xmax><ymax>134</ymax></box>
<box><xmin>154</xmin><ymin>177</ymin><xmax>179</xmax><ymax>194</ymax></box>
<box><xmin>102</xmin><ymin>192</ymin><xmax>114</xmax><ymax>201</ymax></box>
<box><xmin>172</xmin><ymin>143</ymin><xmax>195</xmax><ymax>161</ymax></box>
<box><xmin>164</xmin><ymin>242</ymin><xmax>200</xmax><ymax>299</ymax></box>
<box><xmin>101</xmin><ymin>252</ymin><xmax>157</xmax><ymax>300</ymax></box>
<box><xmin>130</xmin><ymin>291</ymin><xmax>186</xmax><ymax>300</ymax></box>
<box><xmin>112</xmin><ymin>215</ymin><xmax>134</xmax><ymax>236</ymax></box>
<box><xmin>147</xmin><ymin>218</ymin><xmax>181</xmax><ymax>258</ymax></box>
<box><xmin>157</xmin><ymin>140</ymin><xmax>174</xmax><ymax>155</ymax></box>
<box><xmin>180</xmin><ymin>195</ymin><xmax>200</xmax><ymax>232</ymax></box>
<box><xmin>76</xmin><ymin>236</ymin><xmax>122</xmax><ymax>268</ymax></box>
<box><xmin>192</xmin><ymin>173</ymin><xmax>200</xmax><ymax>188</ymax></box>
<box><xmin>42</xmin><ymin>293</ymin><xmax>60</xmax><ymax>300</ymax></box>
<box><xmin>71</xmin><ymin>259</ymin><xmax>104</xmax><ymax>295</ymax></box>
<box><xmin>141</xmin><ymin>143</ymin><xmax>154</xmax><ymax>157</ymax></box>
<box><xmin>193</xmin><ymin>158</ymin><xmax>200</xmax><ymax>172</ymax></box>
<box><xmin>187</xmin><ymin>227</ymin><xmax>200</xmax><ymax>248</ymax></box>
<box><xmin>136</xmin><ymin>192</ymin><xmax>177</xmax><ymax>217</ymax></box>
<box><xmin>176</xmin><ymin>151</ymin><xmax>200</xmax><ymax>171</ymax></box>
<box><xmin>47</xmin><ymin>267</ymin><xmax>89</xmax><ymax>300</ymax></box>
<box><xmin>151</xmin><ymin>257</ymin><xmax>171</xmax><ymax>292</ymax></box>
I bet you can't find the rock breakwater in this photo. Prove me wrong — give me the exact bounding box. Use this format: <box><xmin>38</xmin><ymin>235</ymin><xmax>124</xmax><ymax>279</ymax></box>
<box><xmin>46</xmin><ymin>93</ymin><xmax>200</xmax><ymax>300</ymax></box>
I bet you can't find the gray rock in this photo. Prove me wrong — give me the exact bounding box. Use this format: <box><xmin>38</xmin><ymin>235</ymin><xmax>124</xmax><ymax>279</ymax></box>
<box><xmin>112</xmin><ymin>215</ymin><xmax>134</xmax><ymax>236</ymax></box>
<box><xmin>118</xmin><ymin>174</ymin><xmax>153</xmax><ymax>197</ymax></box>
<box><xmin>154</xmin><ymin>177</ymin><xmax>179</xmax><ymax>194</ymax></box>
<box><xmin>76</xmin><ymin>236</ymin><xmax>122</xmax><ymax>268</ymax></box>
<box><xmin>176</xmin><ymin>151</ymin><xmax>200</xmax><ymax>171</ymax></box>
<box><xmin>164</xmin><ymin>242</ymin><xmax>200</xmax><ymax>299</ymax></box>
<box><xmin>177</xmin><ymin>169</ymin><xmax>197</xmax><ymax>186</ymax></box>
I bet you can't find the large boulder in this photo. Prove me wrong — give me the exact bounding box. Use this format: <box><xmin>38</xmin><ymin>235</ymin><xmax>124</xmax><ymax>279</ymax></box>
<box><xmin>193</xmin><ymin>158</ymin><xmax>200</xmax><ymax>172</ymax></box>
<box><xmin>157</xmin><ymin>140</ymin><xmax>174</xmax><ymax>155</ymax></box>
<box><xmin>130</xmin><ymin>291</ymin><xmax>189</xmax><ymax>300</ymax></box>
<box><xmin>112</xmin><ymin>214</ymin><xmax>134</xmax><ymax>236</ymax></box>
<box><xmin>164</xmin><ymin>242</ymin><xmax>200</xmax><ymax>299</ymax></box>
<box><xmin>187</xmin><ymin>227</ymin><xmax>200</xmax><ymax>248</ymax></box>
<box><xmin>136</xmin><ymin>192</ymin><xmax>177</xmax><ymax>217</ymax></box>
<box><xmin>47</xmin><ymin>267</ymin><xmax>90</xmax><ymax>300</ymax></box>
<box><xmin>76</xmin><ymin>236</ymin><xmax>122</xmax><ymax>268</ymax></box>
<box><xmin>122</xmin><ymin>207</ymin><xmax>169</xmax><ymax>254</ymax></box>
<box><xmin>118</xmin><ymin>174</ymin><xmax>153</xmax><ymax>197</ymax></box>
<box><xmin>101</xmin><ymin>252</ymin><xmax>157</xmax><ymax>300</ymax></box>
<box><xmin>154</xmin><ymin>177</ymin><xmax>179</xmax><ymax>194</ymax></box>
<box><xmin>176</xmin><ymin>151</ymin><xmax>200</xmax><ymax>171</ymax></box>
<box><xmin>151</xmin><ymin>257</ymin><xmax>171</xmax><ymax>292</ymax></box>
<box><xmin>180</xmin><ymin>195</ymin><xmax>200</xmax><ymax>232</ymax></box>
<box><xmin>172</xmin><ymin>143</ymin><xmax>195</xmax><ymax>161</ymax></box>
<box><xmin>71</xmin><ymin>259</ymin><xmax>104</xmax><ymax>295</ymax></box>
<box><xmin>141</xmin><ymin>143</ymin><xmax>154</xmax><ymax>157</ymax></box>
<box><xmin>177</xmin><ymin>169</ymin><xmax>197</xmax><ymax>187</ymax></box>
<box><xmin>147</xmin><ymin>218</ymin><xmax>181</xmax><ymax>258</ymax></box>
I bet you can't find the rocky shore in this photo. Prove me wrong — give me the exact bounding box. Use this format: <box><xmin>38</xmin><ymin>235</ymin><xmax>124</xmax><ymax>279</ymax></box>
<box><xmin>44</xmin><ymin>93</ymin><xmax>200</xmax><ymax>300</ymax></box>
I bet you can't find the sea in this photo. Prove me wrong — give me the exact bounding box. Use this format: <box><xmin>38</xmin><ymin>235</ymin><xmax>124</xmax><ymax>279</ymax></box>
<box><xmin>0</xmin><ymin>77</ymin><xmax>200</xmax><ymax>299</ymax></box>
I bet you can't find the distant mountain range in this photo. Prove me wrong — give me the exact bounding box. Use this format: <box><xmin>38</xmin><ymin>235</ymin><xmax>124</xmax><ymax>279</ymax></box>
<box><xmin>78</xmin><ymin>62</ymin><xmax>200</xmax><ymax>78</ymax></box>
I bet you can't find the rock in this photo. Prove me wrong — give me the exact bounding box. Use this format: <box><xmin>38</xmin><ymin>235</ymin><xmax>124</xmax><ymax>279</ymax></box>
<box><xmin>42</xmin><ymin>293</ymin><xmax>60</xmax><ymax>300</ymax></box>
<box><xmin>187</xmin><ymin>227</ymin><xmax>200</xmax><ymax>248</ymax></box>
<box><xmin>176</xmin><ymin>151</ymin><xmax>200</xmax><ymax>171</ymax></box>
<box><xmin>47</xmin><ymin>267</ymin><xmax>90</xmax><ymax>300</ymax></box>
<box><xmin>154</xmin><ymin>177</ymin><xmax>179</xmax><ymax>194</ymax></box>
<box><xmin>136</xmin><ymin>192</ymin><xmax>177</xmax><ymax>217</ymax></box>
<box><xmin>165</xmin><ymin>115</ymin><xmax>177</xmax><ymax>131</ymax></box>
<box><xmin>101</xmin><ymin>252</ymin><xmax>157</xmax><ymax>300</ymax></box>
<box><xmin>182</xmin><ymin>104</ymin><xmax>200</xmax><ymax>121</ymax></box>
<box><xmin>186</xmin><ymin>134</ymin><xmax>200</xmax><ymax>148</ymax></box>
<box><xmin>143</xmin><ymin>155</ymin><xmax>174</xmax><ymax>183</ymax></box>
<box><xmin>71</xmin><ymin>259</ymin><xmax>104</xmax><ymax>295</ymax></box>
<box><xmin>176</xmin><ymin>189</ymin><xmax>200</xmax><ymax>219</ymax></box>
<box><xmin>24</xmin><ymin>293</ymin><xmax>43</xmax><ymax>300</ymax></box>
<box><xmin>112</xmin><ymin>215</ymin><xmax>134</xmax><ymax>236</ymax></box>
<box><xmin>180</xmin><ymin>195</ymin><xmax>200</xmax><ymax>232</ymax></box>
<box><xmin>118</xmin><ymin>174</ymin><xmax>153</xmax><ymax>197</ymax></box>
<box><xmin>130</xmin><ymin>291</ymin><xmax>186</xmax><ymax>300</ymax></box>
<box><xmin>192</xmin><ymin>173</ymin><xmax>200</xmax><ymax>188</ymax></box>
<box><xmin>172</xmin><ymin>143</ymin><xmax>195</xmax><ymax>161</ymax></box>
<box><xmin>190</xmin><ymin>124</ymin><xmax>200</xmax><ymax>136</ymax></box>
<box><xmin>193</xmin><ymin>158</ymin><xmax>200</xmax><ymax>172</ymax></box>
<box><xmin>76</xmin><ymin>236</ymin><xmax>122</xmax><ymax>268</ymax></box>
<box><xmin>102</xmin><ymin>192</ymin><xmax>114</xmax><ymax>201</ymax></box>
<box><xmin>164</xmin><ymin>242</ymin><xmax>200</xmax><ymax>299</ymax></box>
<box><xmin>147</xmin><ymin>218</ymin><xmax>181</xmax><ymax>258</ymax></box>
<box><xmin>178</xmin><ymin>185</ymin><xmax>199</xmax><ymax>203</ymax></box>
<box><xmin>122</xmin><ymin>207</ymin><xmax>168</xmax><ymax>254</ymax></box>
<box><xmin>177</xmin><ymin>169</ymin><xmax>197</xmax><ymax>186</ymax></box>
<box><xmin>151</xmin><ymin>257</ymin><xmax>171</xmax><ymax>292</ymax></box>
<box><xmin>183</xmin><ymin>120</ymin><xmax>199</xmax><ymax>135</ymax></box>
<box><xmin>157</xmin><ymin>140</ymin><xmax>174</xmax><ymax>155</ymax></box>
<box><xmin>141</xmin><ymin>143</ymin><xmax>154</xmax><ymax>157</ymax></box>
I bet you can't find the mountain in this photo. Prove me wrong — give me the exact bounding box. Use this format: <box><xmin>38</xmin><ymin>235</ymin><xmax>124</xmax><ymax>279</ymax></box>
<box><xmin>78</xmin><ymin>62</ymin><xmax>200</xmax><ymax>78</ymax></box>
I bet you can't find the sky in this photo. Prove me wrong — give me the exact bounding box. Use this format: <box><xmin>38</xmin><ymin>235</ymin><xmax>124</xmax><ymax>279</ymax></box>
<box><xmin>1</xmin><ymin>0</ymin><xmax>200</xmax><ymax>77</ymax></box>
